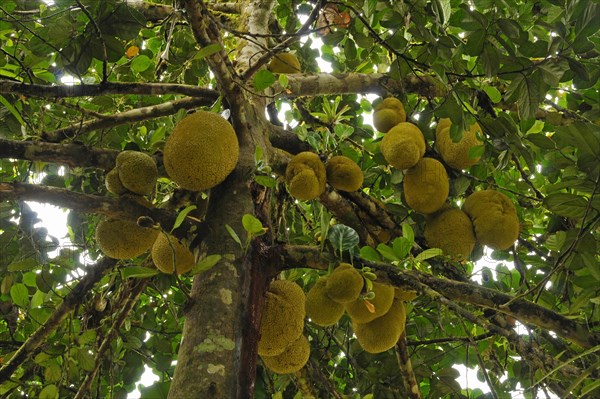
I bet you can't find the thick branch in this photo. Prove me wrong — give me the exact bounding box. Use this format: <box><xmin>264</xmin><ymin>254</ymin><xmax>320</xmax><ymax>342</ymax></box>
<box><xmin>276</xmin><ymin>73</ymin><xmax>445</xmax><ymax>98</ymax></box>
<box><xmin>275</xmin><ymin>245</ymin><xmax>599</xmax><ymax>349</ymax></box>
<box><xmin>0</xmin><ymin>80</ymin><xmax>219</xmax><ymax>99</ymax></box>
<box><xmin>0</xmin><ymin>139</ymin><xmax>118</xmax><ymax>170</ymax></box>
<box><xmin>0</xmin><ymin>257</ymin><xmax>116</xmax><ymax>382</ymax></box>
<box><xmin>0</xmin><ymin>183</ymin><xmax>187</xmax><ymax>231</ymax></box>
<box><xmin>42</xmin><ymin>96</ymin><xmax>210</xmax><ymax>142</ymax></box>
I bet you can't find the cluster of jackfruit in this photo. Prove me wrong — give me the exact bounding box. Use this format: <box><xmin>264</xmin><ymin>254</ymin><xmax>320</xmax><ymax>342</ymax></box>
<box><xmin>462</xmin><ymin>189</ymin><xmax>520</xmax><ymax>250</ymax></box>
<box><xmin>305</xmin><ymin>264</ymin><xmax>364</xmax><ymax>326</ymax></box>
<box><xmin>325</xmin><ymin>155</ymin><xmax>363</xmax><ymax>192</ymax></box>
<box><xmin>305</xmin><ymin>264</ymin><xmax>409</xmax><ymax>354</ymax></box>
<box><xmin>268</xmin><ymin>53</ymin><xmax>302</xmax><ymax>74</ymax></box>
<box><xmin>163</xmin><ymin>110</ymin><xmax>240</xmax><ymax>192</ymax></box>
<box><xmin>435</xmin><ymin>118</ymin><xmax>484</xmax><ymax>170</ymax></box>
<box><xmin>105</xmin><ymin>151</ymin><xmax>158</xmax><ymax>196</ymax></box>
<box><xmin>259</xmin><ymin>280</ymin><xmax>310</xmax><ymax>374</ymax></box>
<box><xmin>285</xmin><ymin>152</ymin><xmax>327</xmax><ymax>200</ymax></box>
<box><xmin>95</xmin><ymin>218</ymin><xmax>158</xmax><ymax>260</ymax></box>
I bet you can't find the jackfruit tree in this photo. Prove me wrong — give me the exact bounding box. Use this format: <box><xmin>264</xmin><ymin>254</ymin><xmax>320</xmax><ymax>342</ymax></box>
<box><xmin>0</xmin><ymin>1</ymin><xmax>599</xmax><ymax>398</ymax></box>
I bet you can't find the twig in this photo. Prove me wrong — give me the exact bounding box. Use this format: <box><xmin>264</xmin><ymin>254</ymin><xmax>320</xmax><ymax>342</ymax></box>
<box><xmin>395</xmin><ymin>332</ymin><xmax>423</xmax><ymax>399</ymax></box>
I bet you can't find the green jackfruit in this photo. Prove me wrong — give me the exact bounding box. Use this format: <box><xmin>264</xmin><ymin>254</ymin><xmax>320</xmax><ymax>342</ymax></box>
<box><xmin>151</xmin><ymin>233</ymin><xmax>195</xmax><ymax>275</ymax></box>
<box><xmin>326</xmin><ymin>156</ymin><xmax>363</xmax><ymax>192</ymax></box>
<box><xmin>285</xmin><ymin>152</ymin><xmax>327</xmax><ymax>200</ymax></box>
<box><xmin>115</xmin><ymin>151</ymin><xmax>158</xmax><ymax>196</ymax></box>
<box><xmin>462</xmin><ymin>190</ymin><xmax>519</xmax><ymax>250</ymax></box>
<box><xmin>403</xmin><ymin>157</ymin><xmax>449</xmax><ymax>214</ymax></box>
<box><xmin>436</xmin><ymin>120</ymin><xmax>484</xmax><ymax>170</ymax></box>
<box><xmin>326</xmin><ymin>263</ymin><xmax>364</xmax><ymax>304</ymax></box>
<box><xmin>105</xmin><ymin>168</ymin><xmax>126</xmax><ymax>195</ymax></box>
<box><xmin>381</xmin><ymin>122</ymin><xmax>426</xmax><ymax>170</ymax></box>
<box><xmin>268</xmin><ymin>53</ymin><xmax>301</xmax><ymax>74</ymax></box>
<box><xmin>305</xmin><ymin>278</ymin><xmax>345</xmax><ymax>326</ymax></box>
<box><xmin>353</xmin><ymin>299</ymin><xmax>406</xmax><ymax>353</ymax></box>
<box><xmin>261</xmin><ymin>334</ymin><xmax>310</xmax><ymax>374</ymax></box>
<box><xmin>258</xmin><ymin>280</ymin><xmax>306</xmax><ymax>357</ymax></box>
<box><xmin>345</xmin><ymin>282</ymin><xmax>395</xmax><ymax>324</ymax></box>
<box><xmin>373</xmin><ymin>98</ymin><xmax>407</xmax><ymax>133</ymax></box>
<box><xmin>163</xmin><ymin>111</ymin><xmax>239</xmax><ymax>191</ymax></box>
<box><xmin>96</xmin><ymin>219</ymin><xmax>158</xmax><ymax>259</ymax></box>
<box><xmin>424</xmin><ymin>208</ymin><xmax>476</xmax><ymax>259</ymax></box>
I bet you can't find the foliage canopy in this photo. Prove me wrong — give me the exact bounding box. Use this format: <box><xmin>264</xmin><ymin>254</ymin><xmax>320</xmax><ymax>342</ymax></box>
<box><xmin>0</xmin><ymin>0</ymin><xmax>599</xmax><ymax>398</ymax></box>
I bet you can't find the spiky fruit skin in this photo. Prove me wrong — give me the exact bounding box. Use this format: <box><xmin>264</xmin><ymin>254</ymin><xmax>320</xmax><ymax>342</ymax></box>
<box><xmin>305</xmin><ymin>278</ymin><xmax>345</xmax><ymax>326</ymax></box>
<box><xmin>268</xmin><ymin>53</ymin><xmax>301</xmax><ymax>74</ymax></box>
<box><xmin>258</xmin><ymin>280</ymin><xmax>306</xmax><ymax>357</ymax></box>
<box><xmin>261</xmin><ymin>334</ymin><xmax>310</xmax><ymax>374</ymax></box>
<box><xmin>345</xmin><ymin>282</ymin><xmax>395</xmax><ymax>324</ymax></box>
<box><xmin>96</xmin><ymin>219</ymin><xmax>158</xmax><ymax>259</ymax></box>
<box><xmin>115</xmin><ymin>151</ymin><xmax>158</xmax><ymax>195</ymax></box>
<box><xmin>326</xmin><ymin>156</ymin><xmax>363</xmax><ymax>192</ymax></box>
<box><xmin>424</xmin><ymin>208</ymin><xmax>476</xmax><ymax>259</ymax></box>
<box><xmin>163</xmin><ymin>111</ymin><xmax>239</xmax><ymax>191</ymax></box>
<box><xmin>285</xmin><ymin>152</ymin><xmax>327</xmax><ymax>200</ymax></box>
<box><xmin>353</xmin><ymin>299</ymin><xmax>406</xmax><ymax>353</ymax></box>
<box><xmin>462</xmin><ymin>190</ymin><xmax>519</xmax><ymax>250</ymax></box>
<box><xmin>105</xmin><ymin>168</ymin><xmax>126</xmax><ymax>195</ymax></box>
<box><xmin>373</xmin><ymin>98</ymin><xmax>407</xmax><ymax>133</ymax></box>
<box><xmin>435</xmin><ymin>118</ymin><xmax>452</xmax><ymax>136</ymax></box>
<box><xmin>436</xmin><ymin>120</ymin><xmax>484</xmax><ymax>170</ymax></box>
<box><xmin>325</xmin><ymin>263</ymin><xmax>364</xmax><ymax>304</ymax></box>
<box><xmin>403</xmin><ymin>157</ymin><xmax>449</xmax><ymax>214</ymax></box>
<box><xmin>151</xmin><ymin>233</ymin><xmax>195</xmax><ymax>275</ymax></box>
<box><xmin>381</xmin><ymin>122</ymin><xmax>426</xmax><ymax>170</ymax></box>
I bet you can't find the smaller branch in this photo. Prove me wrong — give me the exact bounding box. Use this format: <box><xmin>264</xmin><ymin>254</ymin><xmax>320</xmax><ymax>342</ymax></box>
<box><xmin>395</xmin><ymin>332</ymin><xmax>422</xmax><ymax>399</ymax></box>
<box><xmin>0</xmin><ymin>258</ymin><xmax>116</xmax><ymax>383</ymax></box>
<box><xmin>75</xmin><ymin>0</ymin><xmax>108</xmax><ymax>82</ymax></box>
<box><xmin>0</xmin><ymin>80</ymin><xmax>220</xmax><ymax>99</ymax></box>
<box><xmin>406</xmin><ymin>332</ymin><xmax>494</xmax><ymax>346</ymax></box>
<box><xmin>73</xmin><ymin>278</ymin><xmax>148</xmax><ymax>399</ymax></box>
<box><xmin>208</xmin><ymin>2</ymin><xmax>242</xmax><ymax>14</ymax></box>
<box><xmin>42</xmin><ymin>96</ymin><xmax>211</xmax><ymax>142</ymax></box>
<box><xmin>511</xmin><ymin>154</ymin><xmax>544</xmax><ymax>200</ymax></box>
<box><xmin>319</xmin><ymin>188</ymin><xmax>371</xmax><ymax>243</ymax></box>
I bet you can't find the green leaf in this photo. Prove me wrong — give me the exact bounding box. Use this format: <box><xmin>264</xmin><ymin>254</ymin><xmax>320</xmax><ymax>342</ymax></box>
<box><xmin>401</xmin><ymin>223</ymin><xmax>414</xmax><ymax>245</ymax></box>
<box><xmin>131</xmin><ymin>55</ymin><xmax>152</xmax><ymax>72</ymax></box>
<box><xmin>39</xmin><ymin>384</ymin><xmax>59</xmax><ymax>399</ymax></box>
<box><xmin>242</xmin><ymin>214</ymin><xmax>264</xmax><ymax>235</ymax></box>
<box><xmin>377</xmin><ymin>243</ymin><xmax>399</xmax><ymax>261</ymax></box>
<box><xmin>543</xmin><ymin>193</ymin><xmax>589</xmax><ymax>218</ymax></box>
<box><xmin>7</xmin><ymin>258</ymin><xmax>38</xmax><ymax>272</ymax></box>
<box><xmin>465</xmin><ymin>29</ymin><xmax>486</xmax><ymax>55</ymax></box>
<box><xmin>359</xmin><ymin>246</ymin><xmax>381</xmax><ymax>261</ymax></box>
<box><xmin>278</xmin><ymin>73</ymin><xmax>288</xmax><ymax>88</ymax></box>
<box><xmin>328</xmin><ymin>224</ymin><xmax>359</xmax><ymax>251</ymax></box>
<box><xmin>0</xmin><ymin>95</ymin><xmax>26</xmax><ymax>126</ymax></box>
<box><xmin>392</xmin><ymin>237</ymin><xmax>412</xmax><ymax>259</ymax></box>
<box><xmin>254</xmin><ymin>175</ymin><xmax>277</xmax><ymax>188</ymax></box>
<box><xmin>253</xmin><ymin>70</ymin><xmax>277</xmax><ymax>91</ymax></box>
<box><xmin>120</xmin><ymin>266</ymin><xmax>160</xmax><ymax>279</ymax></box>
<box><xmin>172</xmin><ymin>205</ymin><xmax>197</xmax><ymax>231</ymax></box>
<box><xmin>526</xmin><ymin>133</ymin><xmax>556</xmax><ymax>149</ymax></box>
<box><xmin>194</xmin><ymin>43</ymin><xmax>222</xmax><ymax>60</ymax></box>
<box><xmin>504</xmin><ymin>72</ymin><xmax>544</xmax><ymax>121</ymax></box>
<box><xmin>191</xmin><ymin>254</ymin><xmax>222</xmax><ymax>275</ymax></box>
<box><xmin>415</xmin><ymin>248</ymin><xmax>443</xmax><ymax>261</ymax></box>
<box><xmin>467</xmin><ymin>145</ymin><xmax>485</xmax><ymax>160</ymax></box>
<box><xmin>10</xmin><ymin>283</ymin><xmax>29</xmax><ymax>308</ymax></box>
<box><xmin>225</xmin><ymin>224</ymin><xmax>242</xmax><ymax>246</ymax></box>
<box><xmin>483</xmin><ymin>86</ymin><xmax>501</xmax><ymax>103</ymax></box>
